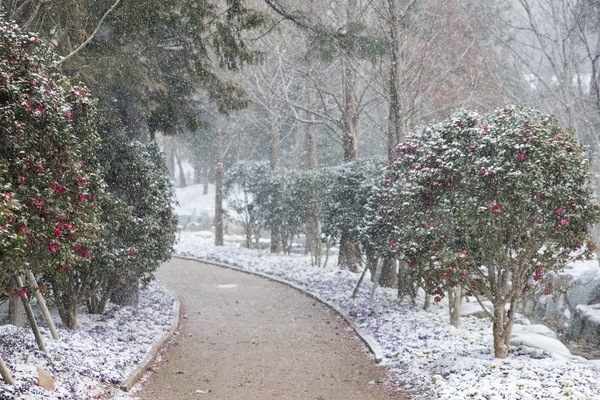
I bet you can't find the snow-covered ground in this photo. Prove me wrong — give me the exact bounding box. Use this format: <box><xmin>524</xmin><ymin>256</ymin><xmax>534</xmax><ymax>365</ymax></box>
<box><xmin>173</xmin><ymin>183</ymin><xmax>600</xmax><ymax>399</ymax></box>
<box><xmin>176</xmin><ymin>232</ymin><xmax>600</xmax><ymax>399</ymax></box>
<box><xmin>0</xmin><ymin>281</ymin><xmax>175</xmax><ymax>400</ymax></box>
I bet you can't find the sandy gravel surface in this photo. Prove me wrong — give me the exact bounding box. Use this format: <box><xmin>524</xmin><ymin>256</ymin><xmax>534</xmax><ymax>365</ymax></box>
<box><xmin>137</xmin><ymin>257</ymin><xmax>407</xmax><ymax>399</ymax></box>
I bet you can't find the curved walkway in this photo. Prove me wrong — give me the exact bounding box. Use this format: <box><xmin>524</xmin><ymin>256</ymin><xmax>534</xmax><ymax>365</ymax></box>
<box><xmin>137</xmin><ymin>257</ymin><xmax>407</xmax><ymax>399</ymax></box>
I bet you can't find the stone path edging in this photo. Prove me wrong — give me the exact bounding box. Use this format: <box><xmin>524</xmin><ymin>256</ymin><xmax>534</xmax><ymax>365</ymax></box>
<box><xmin>119</xmin><ymin>299</ymin><xmax>181</xmax><ymax>391</ymax></box>
<box><xmin>173</xmin><ymin>254</ymin><xmax>384</xmax><ymax>364</ymax></box>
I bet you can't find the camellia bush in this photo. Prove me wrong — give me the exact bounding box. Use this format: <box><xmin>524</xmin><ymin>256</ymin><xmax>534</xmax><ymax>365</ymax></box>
<box><xmin>375</xmin><ymin>106</ymin><xmax>600</xmax><ymax>358</ymax></box>
<box><xmin>0</xmin><ymin>21</ymin><xmax>104</xmax><ymax>312</ymax></box>
<box><xmin>0</xmin><ymin>167</ymin><xmax>25</xmax><ymax>297</ymax></box>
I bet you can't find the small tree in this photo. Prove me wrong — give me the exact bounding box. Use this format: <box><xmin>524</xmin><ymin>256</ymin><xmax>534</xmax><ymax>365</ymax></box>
<box><xmin>93</xmin><ymin>123</ymin><xmax>177</xmax><ymax>310</ymax></box>
<box><xmin>0</xmin><ymin>21</ymin><xmax>104</xmax><ymax>328</ymax></box>
<box><xmin>322</xmin><ymin>160</ymin><xmax>381</xmax><ymax>272</ymax></box>
<box><xmin>378</xmin><ymin>106</ymin><xmax>600</xmax><ymax>358</ymax></box>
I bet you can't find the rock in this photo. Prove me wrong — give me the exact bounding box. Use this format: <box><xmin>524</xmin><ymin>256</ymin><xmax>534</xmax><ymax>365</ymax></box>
<box><xmin>568</xmin><ymin>304</ymin><xmax>600</xmax><ymax>345</ymax></box>
<box><xmin>512</xmin><ymin>324</ymin><xmax>557</xmax><ymax>339</ymax></box>
<box><xmin>510</xmin><ymin>333</ymin><xmax>572</xmax><ymax>357</ymax></box>
<box><xmin>36</xmin><ymin>367</ymin><xmax>55</xmax><ymax>391</ymax></box>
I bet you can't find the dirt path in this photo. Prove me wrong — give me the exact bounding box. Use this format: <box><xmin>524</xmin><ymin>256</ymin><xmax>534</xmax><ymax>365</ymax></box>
<box><xmin>137</xmin><ymin>257</ymin><xmax>408</xmax><ymax>399</ymax></box>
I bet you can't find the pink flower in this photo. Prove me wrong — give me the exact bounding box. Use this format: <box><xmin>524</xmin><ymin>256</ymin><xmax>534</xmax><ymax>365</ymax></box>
<box><xmin>18</xmin><ymin>226</ymin><xmax>26</xmax><ymax>234</ymax></box>
<box><xmin>32</xmin><ymin>198</ymin><xmax>42</xmax><ymax>207</ymax></box>
<box><xmin>77</xmin><ymin>162</ymin><xmax>85</xmax><ymax>170</ymax></box>
<box><xmin>427</xmin><ymin>221</ymin><xmax>434</xmax><ymax>228</ymax></box>
<box><xmin>74</xmin><ymin>244</ymin><xmax>89</xmax><ymax>259</ymax></box>
<box><xmin>434</xmin><ymin>296</ymin><xmax>442</xmax><ymax>303</ymax></box>
<box><xmin>37</xmin><ymin>165</ymin><xmax>44</xmax><ymax>174</ymax></box>
<box><xmin>64</xmin><ymin>111</ymin><xmax>71</xmax><ymax>120</ymax></box>
<box><xmin>18</xmin><ymin>175</ymin><xmax>25</xmax><ymax>183</ymax></box>
<box><xmin>460</xmin><ymin>252</ymin><xmax>467</xmax><ymax>259</ymax></box>
<box><xmin>48</xmin><ymin>243</ymin><xmax>58</xmax><ymax>252</ymax></box>
<box><xmin>480</xmin><ymin>167</ymin><xmax>487</xmax><ymax>174</ymax></box>
<box><xmin>491</xmin><ymin>203</ymin><xmax>502</xmax><ymax>213</ymax></box>
<box><xmin>54</xmin><ymin>185</ymin><xmax>66</xmax><ymax>194</ymax></box>
<box><xmin>128</xmin><ymin>247</ymin><xmax>134</xmax><ymax>255</ymax></box>
<box><xmin>0</xmin><ymin>226</ymin><xmax>8</xmax><ymax>233</ymax></box>
<box><xmin>77</xmin><ymin>194</ymin><xmax>86</xmax><ymax>202</ymax></box>
<box><xmin>389</xmin><ymin>242</ymin><xmax>395</xmax><ymax>250</ymax></box>
<box><xmin>64</xmin><ymin>222</ymin><xmax>72</xmax><ymax>229</ymax></box>
<box><xmin>30</xmin><ymin>80</ymin><xmax>36</xmax><ymax>86</ymax></box>
<box><xmin>526</xmin><ymin>198</ymin><xmax>531</xmax><ymax>203</ymax></box>
<box><xmin>54</xmin><ymin>228</ymin><xmax>61</xmax><ymax>237</ymax></box>
<box><xmin>76</xmin><ymin>176</ymin><xmax>87</xmax><ymax>186</ymax></box>
<box><xmin>17</xmin><ymin>287</ymin><xmax>26</xmax><ymax>297</ymax></box>
<box><xmin>560</xmin><ymin>219</ymin><xmax>568</xmax><ymax>225</ymax></box>
<box><xmin>29</xmin><ymin>37</ymin><xmax>38</xmax><ymax>44</ymax></box>
<box><xmin>555</xmin><ymin>208</ymin><xmax>564</xmax><ymax>216</ymax></box>
<box><xmin>483</xmin><ymin>125</ymin><xmax>489</xmax><ymax>132</ymax></box>
<box><xmin>517</xmin><ymin>153</ymin><xmax>528</xmax><ymax>161</ymax></box>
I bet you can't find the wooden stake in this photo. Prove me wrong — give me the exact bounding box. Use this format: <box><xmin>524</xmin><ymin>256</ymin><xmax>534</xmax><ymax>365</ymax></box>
<box><xmin>369</xmin><ymin>258</ymin><xmax>383</xmax><ymax>303</ymax></box>
<box><xmin>0</xmin><ymin>355</ymin><xmax>14</xmax><ymax>385</ymax></box>
<box><xmin>15</xmin><ymin>276</ymin><xmax>46</xmax><ymax>353</ymax></box>
<box><xmin>26</xmin><ymin>271</ymin><xmax>59</xmax><ymax>340</ymax></box>
<box><xmin>351</xmin><ymin>265</ymin><xmax>369</xmax><ymax>298</ymax></box>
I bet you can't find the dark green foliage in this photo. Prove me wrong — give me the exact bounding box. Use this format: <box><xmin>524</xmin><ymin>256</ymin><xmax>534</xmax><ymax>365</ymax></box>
<box><xmin>86</xmin><ymin>123</ymin><xmax>178</xmax><ymax>313</ymax></box>
<box><xmin>321</xmin><ymin>160</ymin><xmax>381</xmax><ymax>247</ymax></box>
<box><xmin>225</xmin><ymin>162</ymin><xmax>331</xmax><ymax>254</ymax></box>
<box><xmin>2</xmin><ymin>0</ymin><xmax>268</xmax><ymax>140</ymax></box>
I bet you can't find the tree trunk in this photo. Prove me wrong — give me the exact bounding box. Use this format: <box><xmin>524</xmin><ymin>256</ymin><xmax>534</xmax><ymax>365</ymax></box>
<box><xmin>8</xmin><ymin>296</ymin><xmax>24</xmax><ymax>327</ymax></box>
<box><xmin>54</xmin><ymin>289</ymin><xmax>79</xmax><ymax>330</ymax></box>
<box><xmin>387</xmin><ymin>0</ymin><xmax>403</xmax><ymax>162</ymax></box>
<box><xmin>492</xmin><ymin>302</ymin><xmax>514</xmax><ymax>359</ymax></box>
<box><xmin>305</xmin><ymin>87</ymin><xmax>319</xmax><ymax>170</ymax></box>
<box><xmin>110</xmin><ymin>278</ymin><xmax>139</xmax><ymax>308</ymax></box>
<box><xmin>342</xmin><ymin>57</ymin><xmax>359</xmax><ymax>162</ymax></box>
<box><xmin>397</xmin><ymin>260</ymin><xmax>414</xmax><ymax>301</ymax></box>
<box><xmin>175</xmin><ymin>147</ymin><xmax>186</xmax><ymax>187</ymax></box>
<box><xmin>215</xmin><ymin>125</ymin><xmax>224</xmax><ymax>247</ymax></box>
<box><xmin>270</xmin><ymin>224</ymin><xmax>281</xmax><ymax>254</ymax></box>
<box><xmin>338</xmin><ymin>232</ymin><xmax>361</xmax><ymax>272</ymax></box>
<box><xmin>379</xmin><ymin>257</ymin><xmax>397</xmax><ymax>288</ymax></box>
<box><xmin>448</xmin><ymin>286</ymin><xmax>462</xmax><ymax>328</ymax></box>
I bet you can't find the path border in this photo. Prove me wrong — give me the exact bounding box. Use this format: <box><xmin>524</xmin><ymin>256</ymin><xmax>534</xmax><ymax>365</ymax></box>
<box><xmin>173</xmin><ymin>254</ymin><xmax>384</xmax><ymax>364</ymax></box>
<box><xmin>119</xmin><ymin>299</ymin><xmax>181</xmax><ymax>391</ymax></box>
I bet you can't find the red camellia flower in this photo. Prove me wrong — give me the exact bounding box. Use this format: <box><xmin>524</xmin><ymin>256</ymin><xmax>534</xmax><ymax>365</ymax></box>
<box><xmin>77</xmin><ymin>194</ymin><xmax>86</xmax><ymax>202</ymax></box>
<box><xmin>434</xmin><ymin>295</ymin><xmax>442</xmax><ymax>303</ymax></box>
<box><xmin>491</xmin><ymin>203</ymin><xmax>502</xmax><ymax>213</ymax></box>
<box><xmin>483</xmin><ymin>125</ymin><xmax>489</xmax><ymax>132</ymax></box>
<box><xmin>17</xmin><ymin>287</ymin><xmax>26</xmax><ymax>297</ymax></box>
<box><xmin>517</xmin><ymin>153</ymin><xmax>528</xmax><ymax>161</ymax></box>
<box><xmin>48</xmin><ymin>243</ymin><xmax>58</xmax><ymax>252</ymax></box>
<box><xmin>54</xmin><ymin>185</ymin><xmax>66</xmax><ymax>194</ymax></box>
<box><xmin>555</xmin><ymin>208</ymin><xmax>564</xmax><ymax>216</ymax></box>
<box><xmin>18</xmin><ymin>226</ymin><xmax>26</xmax><ymax>234</ymax></box>
<box><xmin>128</xmin><ymin>247</ymin><xmax>134</xmax><ymax>255</ymax></box>
<box><xmin>560</xmin><ymin>219</ymin><xmax>568</xmax><ymax>225</ymax></box>
<box><xmin>17</xmin><ymin>175</ymin><xmax>25</xmax><ymax>183</ymax></box>
<box><xmin>54</xmin><ymin>228</ymin><xmax>61</xmax><ymax>236</ymax></box>
<box><xmin>74</xmin><ymin>244</ymin><xmax>89</xmax><ymax>258</ymax></box>
<box><xmin>389</xmin><ymin>242</ymin><xmax>395</xmax><ymax>250</ymax></box>
<box><xmin>65</xmin><ymin>222</ymin><xmax>72</xmax><ymax>229</ymax></box>
<box><xmin>460</xmin><ymin>252</ymin><xmax>467</xmax><ymax>259</ymax></box>
<box><xmin>480</xmin><ymin>167</ymin><xmax>486</xmax><ymax>174</ymax></box>
<box><xmin>32</xmin><ymin>198</ymin><xmax>42</xmax><ymax>207</ymax></box>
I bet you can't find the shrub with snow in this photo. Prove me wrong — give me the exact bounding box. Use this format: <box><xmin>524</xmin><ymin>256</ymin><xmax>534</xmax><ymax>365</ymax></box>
<box><xmin>374</xmin><ymin>106</ymin><xmax>600</xmax><ymax>358</ymax></box>
<box><xmin>0</xmin><ymin>21</ymin><xmax>103</xmax><ymax>299</ymax></box>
